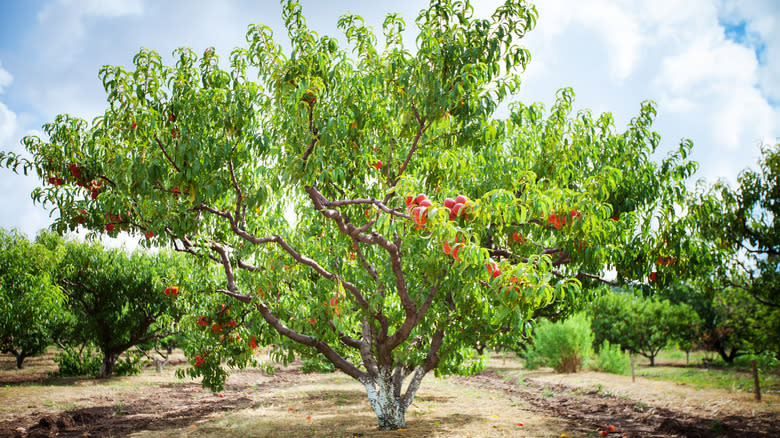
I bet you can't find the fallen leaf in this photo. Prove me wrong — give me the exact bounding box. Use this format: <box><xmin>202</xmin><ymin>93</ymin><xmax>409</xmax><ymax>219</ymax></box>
<box><xmin>517</xmin><ymin>422</ymin><xmax>524</xmax><ymax>426</ymax></box>
<box><xmin>490</xmin><ymin>414</ymin><xmax>498</xmax><ymax>418</ymax></box>
<box><xmin>398</xmin><ymin>429</ymin><xmax>407</xmax><ymax>432</ymax></box>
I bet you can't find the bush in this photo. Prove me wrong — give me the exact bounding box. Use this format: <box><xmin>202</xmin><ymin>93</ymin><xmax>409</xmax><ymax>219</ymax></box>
<box><xmin>531</xmin><ymin>313</ymin><xmax>594</xmax><ymax>373</ymax></box>
<box><xmin>300</xmin><ymin>356</ymin><xmax>336</xmax><ymax>374</ymax></box>
<box><xmin>54</xmin><ymin>344</ymin><xmax>102</xmax><ymax>377</ymax></box>
<box><xmin>593</xmin><ymin>340</ymin><xmax>630</xmax><ymax>374</ymax></box>
<box><xmin>522</xmin><ymin>348</ymin><xmax>543</xmax><ymax>370</ymax></box>
<box><xmin>113</xmin><ymin>351</ymin><xmax>145</xmax><ymax>376</ymax></box>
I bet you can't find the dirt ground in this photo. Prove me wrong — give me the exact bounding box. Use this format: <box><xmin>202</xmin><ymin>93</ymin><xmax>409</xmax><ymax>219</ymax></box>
<box><xmin>0</xmin><ymin>351</ymin><xmax>778</xmax><ymax>437</ymax></box>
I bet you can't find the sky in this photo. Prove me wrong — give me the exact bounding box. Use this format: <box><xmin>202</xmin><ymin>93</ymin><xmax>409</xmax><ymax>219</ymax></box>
<box><xmin>0</xmin><ymin>0</ymin><xmax>778</xmax><ymax>244</ymax></box>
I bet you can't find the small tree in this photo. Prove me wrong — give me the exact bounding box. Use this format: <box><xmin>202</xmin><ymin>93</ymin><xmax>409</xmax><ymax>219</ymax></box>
<box><xmin>0</xmin><ymin>229</ymin><xmax>66</xmax><ymax>368</ymax></box>
<box><xmin>590</xmin><ymin>290</ymin><xmax>700</xmax><ymax>366</ymax></box>
<box><xmin>54</xmin><ymin>241</ymin><xmax>191</xmax><ymax>377</ymax></box>
<box><xmin>2</xmin><ymin>0</ymin><xmax>698</xmax><ymax>429</ymax></box>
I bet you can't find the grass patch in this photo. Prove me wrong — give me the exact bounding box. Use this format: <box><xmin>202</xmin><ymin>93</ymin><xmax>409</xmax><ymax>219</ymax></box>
<box><xmin>637</xmin><ymin>365</ymin><xmax>780</xmax><ymax>394</ymax></box>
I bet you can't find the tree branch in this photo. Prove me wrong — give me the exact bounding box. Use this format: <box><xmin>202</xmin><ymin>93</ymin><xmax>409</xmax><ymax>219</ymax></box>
<box><xmin>254</xmin><ymin>301</ymin><xmax>367</xmax><ymax>381</ymax></box>
<box><xmin>155</xmin><ymin>137</ymin><xmax>180</xmax><ymax>172</ymax></box>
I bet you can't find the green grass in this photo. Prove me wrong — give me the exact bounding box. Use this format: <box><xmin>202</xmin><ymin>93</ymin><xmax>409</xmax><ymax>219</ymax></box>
<box><xmin>637</xmin><ymin>365</ymin><xmax>780</xmax><ymax>394</ymax></box>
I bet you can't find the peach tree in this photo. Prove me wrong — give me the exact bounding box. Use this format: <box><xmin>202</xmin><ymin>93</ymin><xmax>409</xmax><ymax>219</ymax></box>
<box><xmin>54</xmin><ymin>240</ymin><xmax>194</xmax><ymax>377</ymax></box>
<box><xmin>1</xmin><ymin>0</ymin><xmax>698</xmax><ymax>429</ymax></box>
<box><xmin>0</xmin><ymin>228</ymin><xmax>66</xmax><ymax>369</ymax></box>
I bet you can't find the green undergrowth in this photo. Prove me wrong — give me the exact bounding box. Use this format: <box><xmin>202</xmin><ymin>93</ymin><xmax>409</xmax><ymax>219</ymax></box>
<box><xmin>637</xmin><ymin>365</ymin><xmax>780</xmax><ymax>394</ymax></box>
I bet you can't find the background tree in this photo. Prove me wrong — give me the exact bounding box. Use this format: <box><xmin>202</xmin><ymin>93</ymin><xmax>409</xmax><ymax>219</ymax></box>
<box><xmin>659</xmin><ymin>143</ymin><xmax>780</xmax><ymax>362</ymax></box>
<box><xmin>1</xmin><ymin>0</ymin><xmax>698</xmax><ymax>429</ymax></box>
<box><xmin>704</xmin><ymin>144</ymin><xmax>780</xmax><ymax>310</ymax></box>
<box><xmin>54</xmin><ymin>241</ymin><xmax>192</xmax><ymax>377</ymax></box>
<box><xmin>589</xmin><ymin>290</ymin><xmax>700</xmax><ymax>366</ymax></box>
<box><xmin>0</xmin><ymin>228</ymin><xmax>66</xmax><ymax>368</ymax></box>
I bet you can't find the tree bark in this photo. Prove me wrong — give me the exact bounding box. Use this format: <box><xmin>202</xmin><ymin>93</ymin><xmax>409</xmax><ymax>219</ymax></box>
<box><xmin>15</xmin><ymin>351</ymin><xmax>27</xmax><ymax>369</ymax></box>
<box><xmin>98</xmin><ymin>351</ymin><xmax>119</xmax><ymax>378</ymax></box>
<box><xmin>752</xmin><ymin>359</ymin><xmax>761</xmax><ymax>401</ymax></box>
<box><xmin>362</xmin><ymin>370</ymin><xmax>412</xmax><ymax>430</ymax></box>
<box><xmin>3</xmin><ymin>347</ymin><xmax>27</xmax><ymax>369</ymax></box>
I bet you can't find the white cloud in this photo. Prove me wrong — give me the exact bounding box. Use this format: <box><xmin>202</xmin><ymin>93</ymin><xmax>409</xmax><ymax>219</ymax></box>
<box><xmin>37</xmin><ymin>0</ymin><xmax>143</xmax><ymax>22</ymax></box>
<box><xmin>715</xmin><ymin>0</ymin><xmax>780</xmax><ymax>103</ymax></box>
<box><xmin>0</xmin><ymin>102</ymin><xmax>16</xmax><ymax>146</ymax></box>
<box><xmin>0</xmin><ymin>64</ymin><xmax>12</xmax><ymax>94</ymax></box>
<box><xmin>517</xmin><ymin>0</ymin><xmax>779</xmax><ymax>186</ymax></box>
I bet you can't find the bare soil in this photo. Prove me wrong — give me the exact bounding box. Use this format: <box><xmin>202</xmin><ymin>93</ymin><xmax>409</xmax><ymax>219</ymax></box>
<box><xmin>0</xmin><ymin>351</ymin><xmax>777</xmax><ymax>437</ymax></box>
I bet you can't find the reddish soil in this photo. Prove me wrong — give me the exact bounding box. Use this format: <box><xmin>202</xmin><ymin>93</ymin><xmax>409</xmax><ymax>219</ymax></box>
<box><xmin>454</xmin><ymin>369</ymin><xmax>780</xmax><ymax>438</ymax></box>
<box><xmin>1</xmin><ymin>364</ymin><xmax>777</xmax><ymax>437</ymax></box>
<box><xmin>0</xmin><ymin>368</ymin><xmax>301</xmax><ymax>438</ymax></box>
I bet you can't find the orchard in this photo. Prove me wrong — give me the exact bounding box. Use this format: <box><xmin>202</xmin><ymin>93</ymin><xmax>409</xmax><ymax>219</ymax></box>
<box><xmin>1</xmin><ymin>0</ymin><xmax>706</xmax><ymax>430</ymax></box>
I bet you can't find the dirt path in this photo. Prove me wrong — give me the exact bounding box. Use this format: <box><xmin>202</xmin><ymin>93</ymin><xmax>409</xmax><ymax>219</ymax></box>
<box><xmin>454</xmin><ymin>368</ymin><xmax>780</xmax><ymax>438</ymax></box>
<box><xmin>0</xmin><ymin>367</ymin><xmax>300</xmax><ymax>438</ymax></box>
<box><xmin>1</xmin><ymin>358</ymin><xmax>778</xmax><ymax>437</ymax></box>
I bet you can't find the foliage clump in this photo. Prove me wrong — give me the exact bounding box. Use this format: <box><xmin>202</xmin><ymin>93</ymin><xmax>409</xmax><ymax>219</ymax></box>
<box><xmin>528</xmin><ymin>313</ymin><xmax>594</xmax><ymax>373</ymax></box>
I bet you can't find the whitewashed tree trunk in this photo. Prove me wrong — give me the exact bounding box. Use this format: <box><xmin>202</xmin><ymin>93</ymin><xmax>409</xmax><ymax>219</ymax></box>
<box><xmin>361</xmin><ymin>365</ymin><xmax>428</xmax><ymax>430</ymax></box>
<box><xmin>363</xmin><ymin>376</ymin><xmax>406</xmax><ymax>429</ymax></box>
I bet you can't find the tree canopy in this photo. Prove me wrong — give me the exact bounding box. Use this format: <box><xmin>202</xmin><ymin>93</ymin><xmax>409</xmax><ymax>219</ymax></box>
<box><xmin>54</xmin><ymin>241</ymin><xmax>192</xmax><ymax>377</ymax></box>
<box><xmin>0</xmin><ymin>0</ymin><xmax>700</xmax><ymax>429</ymax></box>
<box><xmin>0</xmin><ymin>228</ymin><xmax>66</xmax><ymax>368</ymax></box>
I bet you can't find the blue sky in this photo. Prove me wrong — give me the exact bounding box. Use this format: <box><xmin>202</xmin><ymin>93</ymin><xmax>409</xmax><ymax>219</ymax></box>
<box><xmin>0</xmin><ymin>0</ymin><xmax>778</xmax><ymax>245</ymax></box>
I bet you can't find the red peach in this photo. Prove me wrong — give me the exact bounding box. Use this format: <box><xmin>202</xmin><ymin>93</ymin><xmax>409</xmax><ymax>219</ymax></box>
<box><xmin>452</xmin><ymin>203</ymin><xmax>465</xmax><ymax>218</ymax></box>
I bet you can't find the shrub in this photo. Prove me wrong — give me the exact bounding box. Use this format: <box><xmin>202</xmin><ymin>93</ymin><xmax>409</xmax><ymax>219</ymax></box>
<box><xmin>593</xmin><ymin>340</ymin><xmax>630</xmax><ymax>374</ymax></box>
<box><xmin>113</xmin><ymin>351</ymin><xmax>146</xmax><ymax>376</ymax></box>
<box><xmin>54</xmin><ymin>344</ymin><xmax>102</xmax><ymax>377</ymax></box>
<box><xmin>522</xmin><ymin>348</ymin><xmax>543</xmax><ymax>370</ymax></box>
<box><xmin>531</xmin><ymin>313</ymin><xmax>594</xmax><ymax>373</ymax></box>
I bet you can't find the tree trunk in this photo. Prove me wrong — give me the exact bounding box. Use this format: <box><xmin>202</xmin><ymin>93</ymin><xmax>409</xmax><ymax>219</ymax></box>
<box><xmin>649</xmin><ymin>354</ymin><xmax>655</xmax><ymax>367</ymax></box>
<box><xmin>15</xmin><ymin>351</ymin><xmax>27</xmax><ymax>369</ymax></box>
<box><xmin>98</xmin><ymin>351</ymin><xmax>119</xmax><ymax>378</ymax></box>
<box><xmin>5</xmin><ymin>347</ymin><xmax>26</xmax><ymax>369</ymax></box>
<box><xmin>751</xmin><ymin>359</ymin><xmax>761</xmax><ymax>401</ymax></box>
<box><xmin>362</xmin><ymin>372</ymin><xmax>408</xmax><ymax>430</ymax></box>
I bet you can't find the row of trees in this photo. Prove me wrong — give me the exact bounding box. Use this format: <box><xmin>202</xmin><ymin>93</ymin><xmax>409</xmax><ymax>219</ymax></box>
<box><xmin>0</xmin><ymin>0</ymin><xmax>777</xmax><ymax>430</ymax></box>
<box><xmin>0</xmin><ymin>228</ymin><xmax>209</xmax><ymax>377</ymax></box>
<box><xmin>589</xmin><ymin>290</ymin><xmax>699</xmax><ymax>367</ymax></box>
<box><xmin>529</xmin><ymin>285</ymin><xmax>779</xmax><ymax>373</ymax></box>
